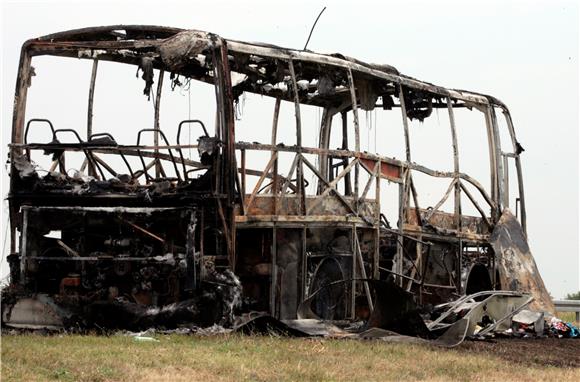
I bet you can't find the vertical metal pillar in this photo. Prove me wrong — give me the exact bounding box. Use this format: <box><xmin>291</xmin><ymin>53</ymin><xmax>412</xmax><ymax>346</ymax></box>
<box><xmin>271</xmin><ymin>226</ymin><xmax>277</xmax><ymax>316</ymax></box>
<box><xmin>341</xmin><ymin>111</ymin><xmax>352</xmax><ymax>195</ymax></box>
<box><xmin>288</xmin><ymin>60</ymin><xmax>305</xmax><ymax>215</ymax></box>
<box><xmin>447</xmin><ymin>97</ymin><xmax>463</xmax><ymax>294</ymax></box>
<box><xmin>483</xmin><ymin>106</ymin><xmax>500</xmax><ymax>219</ymax></box>
<box><xmin>397</xmin><ymin>85</ymin><xmax>412</xmax><ymax>286</ymax></box>
<box><xmin>374</xmin><ymin>161</ymin><xmax>381</xmax><ymax>279</ymax></box>
<box><xmin>503</xmin><ymin>110</ymin><xmax>527</xmax><ymax>235</ymax></box>
<box><xmin>489</xmin><ymin>107</ymin><xmax>505</xmax><ymax>214</ymax></box>
<box><xmin>271</xmin><ymin>98</ymin><xmax>281</xmax><ymax>213</ymax></box>
<box><xmin>346</xmin><ymin>69</ymin><xmax>360</xmax><ymax>210</ymax></box>
<box><xmin>87</xmin><ymin>58</ymin><xmax>98</xmax><ymax>140</ymax></box>
<box><xmin>154</xmin><ymin>70</ymin><xmax>164</xmax><ymax>178</ymax></box>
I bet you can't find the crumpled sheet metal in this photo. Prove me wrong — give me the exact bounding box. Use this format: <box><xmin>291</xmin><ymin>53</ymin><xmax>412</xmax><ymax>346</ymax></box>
<box><xmin>357</xmin><ymin>318</ymin><xmax>469</xmax><ymax>348</ymax></box>
<box><xmin>157</xmin><ymin>30</ymin><xmax>212</xmax><ymax>72</ymax></box>
<box><xmin>2</xmin><ymin>294</ymin><xmax>70</xmax><ymax>330</ymax></box>
<box><xmin>427</xmin><ymin>290</ymin><xmax>533</xmax><ymax>337</ymax></box>
<box><xmin>490</xmin><ymin>209</ymin><xmax>555</xmax><ymax>314</ymax></box>
<box><xmin>468</xmin><ymin>294</ymin><xmax>533</xmax><ymax>336</ymax></box>
<box><xmin>296</xmin><ymin>279</ymin><xmax>467</xmax><ymax>346</ymax></box>
<box><xmin>235</xmin><ymin>314</ymin><xmax>468</xmax><ymax>348</ymax></box>
<box><xmin>512</xmin><ymin>309</ymin><xmax>545</xmax><ymax>335</ymax></box>
<box><xmin>281</xmin><ymin>319</ymin><xmax>346</xmax><ymax>337</ymax></box>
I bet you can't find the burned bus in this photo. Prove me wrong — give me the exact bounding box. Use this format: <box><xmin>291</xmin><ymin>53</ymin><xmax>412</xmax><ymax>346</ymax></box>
<box><xmin>2</xmin><ymin>25</ymin><xmax>553</xmax><ymax>330</ymax></box>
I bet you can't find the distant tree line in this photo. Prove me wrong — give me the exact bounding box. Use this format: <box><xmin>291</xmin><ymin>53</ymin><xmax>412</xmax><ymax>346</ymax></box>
<box><xmin>566</xmin><ymin>291</ymin><xmax>580</xmax><ymax>300</ymax></box>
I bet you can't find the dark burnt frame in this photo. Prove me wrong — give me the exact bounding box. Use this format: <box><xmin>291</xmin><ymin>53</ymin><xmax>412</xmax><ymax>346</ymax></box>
<box><xmin>8</xmin><ymin>25</ymin><xmax>527</xmax><ymax>314</ymax></box>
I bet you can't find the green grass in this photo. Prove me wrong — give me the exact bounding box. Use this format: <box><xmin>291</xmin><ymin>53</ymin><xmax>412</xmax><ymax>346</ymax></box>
<box><xmin>2</xmin><ymin>334</ymin><xmax>578</xmax><ymax>381</ymax></box>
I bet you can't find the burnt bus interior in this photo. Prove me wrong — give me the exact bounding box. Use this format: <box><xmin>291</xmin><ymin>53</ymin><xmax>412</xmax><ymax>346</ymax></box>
<box><xmin>4</xmin><ymin>25</ymin><xmax>539</xmax><ymax>327</ymax></box>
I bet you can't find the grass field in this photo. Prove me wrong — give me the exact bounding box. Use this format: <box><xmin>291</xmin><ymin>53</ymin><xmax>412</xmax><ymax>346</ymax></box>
<box><xmin>2</xmin><ymin>333</ymin><xmax>579</xmax><ymax>382</ymax></box>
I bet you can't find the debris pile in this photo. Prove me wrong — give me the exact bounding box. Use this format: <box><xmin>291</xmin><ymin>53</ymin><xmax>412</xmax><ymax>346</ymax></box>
<box><xmin>547</xmin><ymin>317</ymin><xmax>579</xmax><ymax>339</ymax></box>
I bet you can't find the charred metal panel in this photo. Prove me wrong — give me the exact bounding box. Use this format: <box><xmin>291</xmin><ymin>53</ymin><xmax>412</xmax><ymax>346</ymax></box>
<box><xmin>405</xmin><ymin>208</ymin><xmax>491</xmax><ymax>237</ymax></box>
<box><xmin>491</xmin><ymin>210</ymin><xmax>555</xmax><ymax>314</ymax></box>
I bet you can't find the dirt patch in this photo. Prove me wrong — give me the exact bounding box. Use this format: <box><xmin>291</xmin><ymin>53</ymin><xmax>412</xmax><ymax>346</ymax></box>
<box><xmin>454</xmin><ymin>337</ymin><xmax>580</xmax><ymax>368</ymax></box>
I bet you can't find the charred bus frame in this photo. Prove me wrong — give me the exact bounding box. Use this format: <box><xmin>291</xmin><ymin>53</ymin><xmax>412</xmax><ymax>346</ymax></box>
<box><xmin>4</xmin><ymin>25</ymin><xmax>540</xmax><ymax>327</ymax></box>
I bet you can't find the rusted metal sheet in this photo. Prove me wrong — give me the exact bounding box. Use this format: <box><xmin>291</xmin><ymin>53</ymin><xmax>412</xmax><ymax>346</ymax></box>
<box><xmin>360</xmin><ymin>158</ymin><xmax>402</xmax><ymax>182</ymax></box>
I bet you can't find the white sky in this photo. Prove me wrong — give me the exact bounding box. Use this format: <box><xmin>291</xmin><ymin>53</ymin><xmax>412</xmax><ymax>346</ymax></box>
<box><xmin>1</xmin><ymin>0</ymin><xmax>578</xmax><ymax>298</ymax></box>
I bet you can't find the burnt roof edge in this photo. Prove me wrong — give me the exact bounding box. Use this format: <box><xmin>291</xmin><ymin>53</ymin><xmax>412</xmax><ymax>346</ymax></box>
<box><xmin>29</xmin><ymin>25</ymin><xmax>509</xmax><ymax>110</ymax></box>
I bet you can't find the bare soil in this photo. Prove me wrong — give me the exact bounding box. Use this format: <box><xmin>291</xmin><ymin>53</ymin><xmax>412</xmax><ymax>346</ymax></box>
<box><xmin>455</xmin><ymin>337</ymin><xmax>580</xmax><ymax>368</ymax></box>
